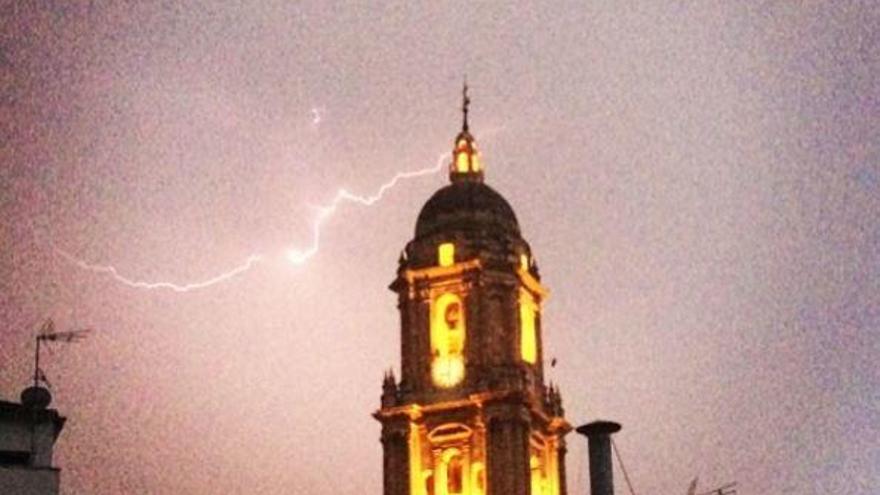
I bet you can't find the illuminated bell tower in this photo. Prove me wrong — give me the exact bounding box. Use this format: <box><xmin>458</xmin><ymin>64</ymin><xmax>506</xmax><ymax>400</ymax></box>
<box><xmin>375</xmin><ymin>86</ymin><xmax>570</xmax><ymax>495</ymax></box>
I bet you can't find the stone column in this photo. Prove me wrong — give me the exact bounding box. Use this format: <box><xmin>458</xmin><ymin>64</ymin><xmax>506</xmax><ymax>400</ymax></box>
<box><xmin>486</xmin><ymin>405</ymin><xmax>531</xmax><ymax>495</ymax></box>
<box><xmin>558</xmin><ymin>438</ymin><xmax>569</xmax><ymax>495</ymax></box>
<box><xmin>382</xmin><ymin>422</ymin><xmax>411</xmax><ymax>495</ymax></box>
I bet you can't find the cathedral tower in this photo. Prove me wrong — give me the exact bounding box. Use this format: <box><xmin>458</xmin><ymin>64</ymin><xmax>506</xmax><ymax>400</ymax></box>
<box><xmin>375</xmin><ymin>87</ymin><xmax>571</xmax><ymax>495</ymax></box>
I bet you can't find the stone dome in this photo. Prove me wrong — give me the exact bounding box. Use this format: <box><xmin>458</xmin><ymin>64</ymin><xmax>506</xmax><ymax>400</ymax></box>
<box><xmin>415</xmin><ymin>181</ymin><xmax>520</xmax><ymax>239</ymax></box>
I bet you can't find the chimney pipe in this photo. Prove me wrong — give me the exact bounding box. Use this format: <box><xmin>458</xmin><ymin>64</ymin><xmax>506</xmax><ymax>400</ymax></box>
<box><xmin>575</xmin><ymin>420</ymin><xmax>622</xmax><ymax>495</ymax></box>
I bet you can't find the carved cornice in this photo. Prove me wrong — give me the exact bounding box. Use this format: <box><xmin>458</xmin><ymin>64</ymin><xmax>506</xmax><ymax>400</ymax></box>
<box><xmin>517</xmin><ymin>266</ymin><xmax>549</xmax><ymax>301</ymax></box>
<box><xmin>403</xmin><ymin>259</ymin><xmax>482</xmax><ymax>285</ymax></box>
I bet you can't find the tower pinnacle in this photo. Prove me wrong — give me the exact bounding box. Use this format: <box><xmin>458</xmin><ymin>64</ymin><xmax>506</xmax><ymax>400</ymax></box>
<box><xmin>378</xmin><ymin>93</ymin><xmax>569</xmax><ymax>495</ymax></box>
<box><xmin>450</xmin><ymin>83</ymin><xmax>484</xmax><ymax>183</ymax></box>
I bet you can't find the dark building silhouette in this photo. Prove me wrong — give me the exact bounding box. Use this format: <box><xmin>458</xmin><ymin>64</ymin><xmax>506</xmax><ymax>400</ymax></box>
<box><xmin>375</xmin><ymin>88</ymin><xmax>571</xmax><ymax>495</ymax></box>
<box><xmin>0</xmin><ymin>386</ymin><xmax>66</xmax><ymax>494</ymax></box>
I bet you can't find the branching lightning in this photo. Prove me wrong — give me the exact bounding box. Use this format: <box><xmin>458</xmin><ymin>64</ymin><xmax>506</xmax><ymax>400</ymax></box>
<box><xmin>286</xmin><ymin>154</ymin><xmax>446</xmax><ymax>265</ymax></box>
<box><xmin>54</xmin><ymin>153</ymin><xmax>447</xmax><ymax>292</ymax></box>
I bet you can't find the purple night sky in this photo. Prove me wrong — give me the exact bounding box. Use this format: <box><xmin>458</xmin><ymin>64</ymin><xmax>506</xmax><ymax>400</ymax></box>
<box><xmin>1</xmin><ymin>2</ymin><xmax>877</xmax><ymax>494</ymax></box>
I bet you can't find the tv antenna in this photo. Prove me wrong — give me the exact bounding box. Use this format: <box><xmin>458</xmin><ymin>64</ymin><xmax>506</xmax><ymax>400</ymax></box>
<box><xmin>697</xmin><ymin>481</ymin><xmax>738</xmax><ymax>495</ymax></box>
<box><xmin>33</xmin><ymin>319</ymin><xmax>91</xmax><ymax>389</ymax></box>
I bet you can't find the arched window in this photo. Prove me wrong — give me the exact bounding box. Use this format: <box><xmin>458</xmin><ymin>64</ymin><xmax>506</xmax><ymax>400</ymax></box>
<box><xmin>447</xmin><ymin>453</ymin><xmax>463</xmax><ymax>494</ymax></box>
<box><xmin>456</xmin><ymin>151</ymin><xmax>470</xmax><ymax>173</ymax></box>
<box><xmin>520</xmin><ymin>289</ymin><xmax>538</xmax><ymax>364</ymax></box>
<box><xmin>431</xmin><ymin>292</ymin><xmax>465</xmax><ymax>387</ymax></box>
<box><xmin>438</xmin><ymin>242</ymin><xmax>455</xmax><ymax>267</ymax></box>
<box><xmin>434</xmin><ymin>448</ymin><xmax>463</xmax><ymax>495</ymax></box>
<box><xmin>425</xmin><ymin>472</ymin><xmax>435</xmax><ymax>495</ymax></box>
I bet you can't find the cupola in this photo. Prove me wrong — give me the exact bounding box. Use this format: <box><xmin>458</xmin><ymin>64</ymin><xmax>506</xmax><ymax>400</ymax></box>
<box><xmin>449</xmin><ymin>83</ymin><xmax>484</xmax><ymax>183</ymax></box>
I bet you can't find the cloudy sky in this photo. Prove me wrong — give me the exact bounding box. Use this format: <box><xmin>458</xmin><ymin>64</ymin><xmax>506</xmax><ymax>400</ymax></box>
<box><xmin>1</xmin><ymin>2</ymin><xmax>877</xmax><ymax>494</ymax></box>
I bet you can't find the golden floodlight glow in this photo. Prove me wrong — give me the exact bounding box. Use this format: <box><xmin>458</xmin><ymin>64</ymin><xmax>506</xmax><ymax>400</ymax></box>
<box><xmin>456</xmin><ymin>152</ymin><xmax>470</xmax><ymax>173</ymax></box>
<box><xmin>431</xmin><ymin>355</ymin><xmax>465</xmax><ymax>388</ymax></box>
<box><xmin>520</xmin><ymin>289</ymin><xmax>538</xmax><ymax>364</ymax></box>
<box><xmin>528</xmin><ymin>442</ymin><xmax>561</xmax><ymax>495</ymax></box>
<box><xmin>418</xmin><ymin>445</ymin><xmax>481</xmax><ymax>495</ymax></box>
<box><xmin>454</xmin><ymin>138</ymin><xmax>481</xmax><ymax>175</ymax></box>
<box><xmin>531</xmin><ymin>455</ymin><xmax>543</xmax><ymax>495</ymax></box>
<box><xmin>438</xmin><ymin>242</ymin><xmax>455</xmax><ymax>267</ymax></box>
<box><xmin>431</xmin><ymin>292</ymin><xmax>466</xmax><ymax>387</ymax></box>
<box><xmin>471</xmin><ymin>462</ymin><xmax>486</xmax><ymax>495</ymax></box>
<box><xmin>471</xmin><ymin>153</ymin><xmax>481</xmax><ymax>172</ymax></box>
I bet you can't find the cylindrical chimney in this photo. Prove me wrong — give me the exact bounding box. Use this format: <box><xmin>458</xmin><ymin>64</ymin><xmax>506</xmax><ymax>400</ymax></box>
<box><xmin>575</xmin><ymin>420</ymin><xmax>622</xmax><ymax>495</ymax></box>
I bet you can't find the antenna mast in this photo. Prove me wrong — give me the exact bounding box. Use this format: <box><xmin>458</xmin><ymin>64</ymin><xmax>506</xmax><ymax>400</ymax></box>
<box><xmin>33</xmin><ymin>318</ymin><xmax>91</xmax><ymax>389</ymax></box>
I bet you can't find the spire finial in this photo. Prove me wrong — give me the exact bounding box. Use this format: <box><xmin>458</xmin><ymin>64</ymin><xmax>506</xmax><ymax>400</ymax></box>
<box><xmin>450</xmin><ymin>79</ymin><xmax>483</xmax><ymax>183</ymax></box>
<box><xmin>462</xmin><ymin>78</ymin><xmax>470</xmax><ymax>132</ymax></box>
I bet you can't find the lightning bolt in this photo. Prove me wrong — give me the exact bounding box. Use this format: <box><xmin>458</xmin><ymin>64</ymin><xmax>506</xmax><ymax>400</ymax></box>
<box><xmin>53</xmin><ymin>154</ymin><xmax>447</xmax><ymax>292</ymax></box>
<box><xmin>286</xmin><ymin>154</ymin><xmax>446</xmax><ymax>264</ymax></box>
<box><xmin>53</xmin><ymin>248</ymin><xmax>264</xmax><ymax>293</ymax></box>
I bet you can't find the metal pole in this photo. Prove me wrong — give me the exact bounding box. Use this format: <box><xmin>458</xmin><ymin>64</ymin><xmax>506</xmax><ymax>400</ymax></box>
<box><xmin>575</xmin><ymin>421</ymin><xmax>622</xmax><ymax>495</ymax></box>
<box><xmin>33</xmin><ymin>337</ymin><xmax>40</xmax><ymax>388</ymax></box>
